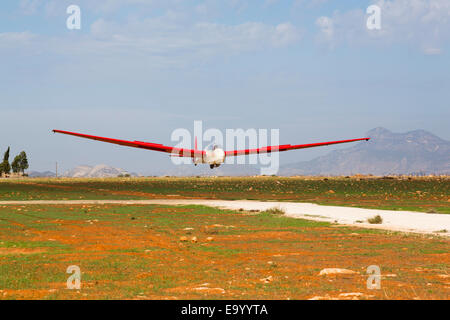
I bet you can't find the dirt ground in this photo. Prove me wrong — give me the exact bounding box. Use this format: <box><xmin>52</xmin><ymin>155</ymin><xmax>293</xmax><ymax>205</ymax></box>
<box><xmin>0</xmin><ymin>204</ymin><xmax>448</xmax><ymax>300</ymax></box>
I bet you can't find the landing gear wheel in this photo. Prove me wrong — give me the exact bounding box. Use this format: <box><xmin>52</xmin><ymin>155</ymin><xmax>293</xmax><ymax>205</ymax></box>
<box><xmin>210</xmin><ymin>165</ymin><xmax>214</xmax><ymax>169</ymax></box>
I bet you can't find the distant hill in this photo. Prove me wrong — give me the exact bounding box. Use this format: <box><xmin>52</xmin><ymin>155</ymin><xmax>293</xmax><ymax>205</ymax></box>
<box><xmin>63</xmin><ymin>164</ymin><xmax>138</xmax><ymax>178</ymax></box>
<box><xmin>29</xmin><ymin>171</ymin><xmax>56</xmax><ymax>178</ymax></box>
<box><xmin>280</xmin><ymin>127</ymin><xmax>450</xmax><ymax>176</ymax></box>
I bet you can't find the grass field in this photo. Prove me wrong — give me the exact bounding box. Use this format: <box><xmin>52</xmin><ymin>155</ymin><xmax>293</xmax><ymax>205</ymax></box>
<box><xmin>1</xmin><ymin>176</ymin><xmax>449</xmax><ymax>213</ymax></box>
<box><xmin>0</xmin><ymin>203</ymin><xmax>448</xmax><ymax>300</ymax></box>
<box><xmin>0</xmin><ymin>177</ymin><xmax>448</xmax><ymax>300</ymax></box>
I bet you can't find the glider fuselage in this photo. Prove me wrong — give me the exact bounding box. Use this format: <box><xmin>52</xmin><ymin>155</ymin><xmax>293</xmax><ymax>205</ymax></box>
<box><xmin>194</xmin><ymin>147</ymin><xmax>226</xmax><ymax>168</ymax></box>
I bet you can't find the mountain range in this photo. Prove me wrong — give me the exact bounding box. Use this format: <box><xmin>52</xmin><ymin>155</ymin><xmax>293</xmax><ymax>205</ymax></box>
<box><xmin>63</xmin><ymin>164</ymin><xmax>138</xmax><ymax>178</ymax></box>
<box><xmin>30</xmin><ymin>164</ymin><xmax>138</xmax><ymax>178</ymax></box>
<box><xmin>160</xmin><ymin>127</ymin><xmax>450</xmax><ymax>176</ymax></box>
<box><xmin>280</xmin><ymin>127</ymin><xmax>450</xmax><ymax>176</ymax></box>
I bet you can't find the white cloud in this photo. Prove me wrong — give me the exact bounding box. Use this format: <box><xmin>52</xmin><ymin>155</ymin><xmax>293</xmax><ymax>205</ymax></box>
<box><xmin>195</xmin><ymin>3</ymin><xmax>209</xmax><ymax>15</ymax></box>
<box><xmin>273</xmin><ymin>23</ymin><xmax>302</xmax><ymax>46</ymax></box>
<box><xmin>0</xmin><ymin>11</ymin><xmax>302</xmax><ymax>70</ymax></box>
<box><xmin>315</xmin><ymin>0</ymin><xmax>450</xmax><ymax>54</ymax></box>
<box><xmin>315</xmin><ymin>16</ymin><xmax>333</xmax><ymax>40</ymax></box>
<box><xmin>0</xmin><ymin>32</ymin><xmax>37</xmax><ymax>50</ymax></box>
<box><xmin>89</xmin><ymin>17</ymin><xmax>302</xmax><ymax>58</ymax></box>
<box><xmin>19</xmin><ymin>0</ymin><xmax>42</xmax><ymax>14</ymax></box>
<box><xmin>423</xmin><ymin>47</ymin><xmax>442</xmax><ymax>55</ymax></box>
<box><xmin>293</xmin><ymin>0</ymin><xmax>331</xmax><ymax>9</ymax></box>
<box><xmin>18</xmin><ymin>0</ymin><xmax>259</xmax><ymax>17</ymax></box>
<box><xmin>264</xmin><ymin>0</ymin><xmax>280</xmax><ymax>7</ymax></box>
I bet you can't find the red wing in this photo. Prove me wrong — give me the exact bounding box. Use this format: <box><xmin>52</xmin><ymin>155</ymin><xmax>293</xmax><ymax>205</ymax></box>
<box><xmin>225</xmin><ymin>138</ymin><xmax>370</xmax><ymax>157</ymax></box>
<box><xmin>53</xmin><ymin>130</ymin><xmax>205</xmax><ymax>158</ymax></box>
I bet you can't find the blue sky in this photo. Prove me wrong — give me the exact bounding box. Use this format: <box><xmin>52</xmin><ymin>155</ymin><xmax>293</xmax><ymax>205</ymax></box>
<box><xmin>1</xmin><ymin>0</ymin><xmax>449</xmax><ymax>174</ymax></box>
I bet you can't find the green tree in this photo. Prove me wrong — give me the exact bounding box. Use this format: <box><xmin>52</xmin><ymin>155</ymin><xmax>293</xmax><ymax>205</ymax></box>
<box><xmin>12</xmin><ymin>155</ymin><xmax>20</xmax><ymax>173</ymax></box>
<box><xmin>11</xmin><ymin>151</ymin><xmax>29</xmax><ymax>175</ymax></box>
<box><xmin>18</xmin><ymin>151</ymin><xmax>29</xmax><ymax>174</ymax></box>
<box><xmin>1</xmin><ymin>147</ymin><xmax>11</xmax><ymax>176</ymax></box>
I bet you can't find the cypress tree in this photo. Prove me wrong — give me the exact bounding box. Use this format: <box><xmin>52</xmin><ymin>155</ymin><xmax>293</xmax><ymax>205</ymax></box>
<box><xmin>1</xmin><ymin>147</ymin><xmax>11</xmax><ymax>175</ymax></box>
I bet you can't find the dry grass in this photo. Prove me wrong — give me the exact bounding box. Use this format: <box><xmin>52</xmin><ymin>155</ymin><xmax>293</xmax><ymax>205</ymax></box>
<box><xmin>0</xmin><ymin>176</ymin><xmax>448</xmax><ymax>214</ymax></box>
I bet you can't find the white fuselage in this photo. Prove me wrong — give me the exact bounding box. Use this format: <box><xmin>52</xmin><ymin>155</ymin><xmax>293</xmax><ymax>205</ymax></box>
<box><xmin>195</xmin><ymin>148</ymin><xmax>226</xmax><ymax>166</ymax></box>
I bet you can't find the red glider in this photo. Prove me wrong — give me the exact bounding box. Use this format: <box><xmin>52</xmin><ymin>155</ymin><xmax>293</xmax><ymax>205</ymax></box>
<box><xmin>53</xmin><ymin>129</ymin><xmax>370</xmax><ymax>169</ymax></box>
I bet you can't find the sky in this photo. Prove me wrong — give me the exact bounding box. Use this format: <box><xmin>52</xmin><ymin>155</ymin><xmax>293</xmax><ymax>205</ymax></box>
<box><xmin>0</xmin><ymin>0</ymin><xmax>449</xmax><ymax>175</ymax></box>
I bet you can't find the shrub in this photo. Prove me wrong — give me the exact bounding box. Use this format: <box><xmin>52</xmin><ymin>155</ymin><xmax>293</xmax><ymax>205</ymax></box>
<box><xmin>265</xmin><ymin>207</ymin><xmax>286</xmax><ymax>215</ymax></box>
<box><xmin>368</xmin><ymin>215</ymin><xmax>383</xmax><ymax>224</ymax></box>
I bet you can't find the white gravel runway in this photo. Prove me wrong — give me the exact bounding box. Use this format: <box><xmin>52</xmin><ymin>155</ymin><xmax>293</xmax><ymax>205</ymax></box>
<box><xmin>1</xmin><ymin>199</ymin><xmax>449</xmax><ymax>236</ymax></box>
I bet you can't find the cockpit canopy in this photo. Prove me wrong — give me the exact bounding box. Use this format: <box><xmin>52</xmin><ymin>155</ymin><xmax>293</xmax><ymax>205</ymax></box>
<box><xmin>205</xmin><ymin>143</ymin><xmax>222</xmax><ymax>151</ymax></box>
